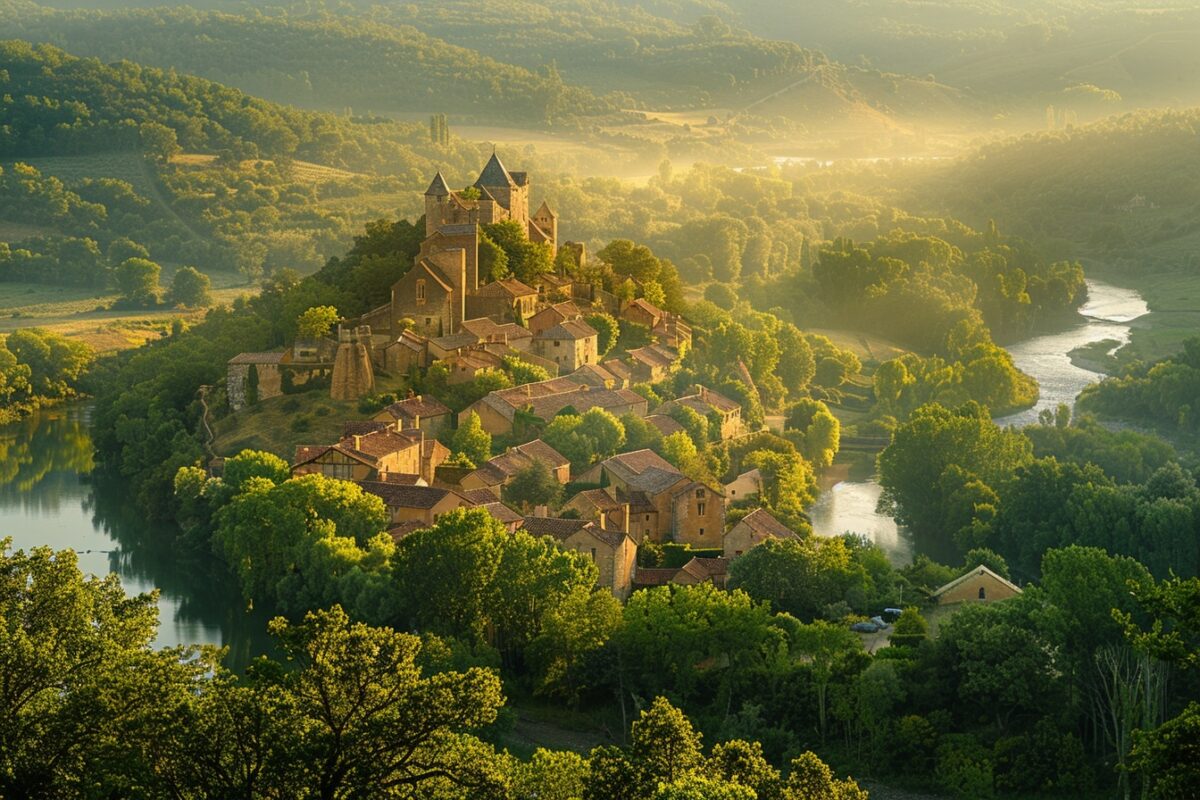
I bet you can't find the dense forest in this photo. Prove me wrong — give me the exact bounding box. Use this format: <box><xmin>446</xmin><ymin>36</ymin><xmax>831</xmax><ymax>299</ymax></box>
<box><xmin>4</xmin><ymin>4</ymin><xmax>1200</xmax><ymax>799</ymax></box>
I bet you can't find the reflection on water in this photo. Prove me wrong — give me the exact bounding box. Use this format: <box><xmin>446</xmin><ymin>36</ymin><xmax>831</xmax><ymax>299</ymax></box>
<box><xmin>0</xmin><ymin>405</ymin><xmax>272</xmax><ymax>669</ymax></box>
<box><xmin>813</xmin><ymin>278</ymin><xmax>1148</xmax><ymax>564</ymax></box>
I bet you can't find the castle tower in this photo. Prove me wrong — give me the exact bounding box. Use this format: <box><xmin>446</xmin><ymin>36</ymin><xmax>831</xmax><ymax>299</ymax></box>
<box><xmin>424</xmin><ymin>171</ymin><xmax>451</xmax><ymax>237</ymax></box>
<box><xmin>474</xmin><ymin>153</ymin><xmax>529</xmax><ymax>225</ymax></box>
<box><xmin>330</xmin><ymin>326</ymin><xmax>375</xmax><ymax>401</ymax></box>
<box><xmin>531</xmin><ymin>201</ymin><xmax>558</xmax><ymax>254</ymax></box>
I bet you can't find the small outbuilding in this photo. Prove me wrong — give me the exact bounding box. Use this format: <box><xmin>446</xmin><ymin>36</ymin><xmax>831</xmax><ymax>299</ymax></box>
<box><xmin>932</xmin><ymin>565</ymin><xmax>1022</xmax><ymax>605</ymax></box>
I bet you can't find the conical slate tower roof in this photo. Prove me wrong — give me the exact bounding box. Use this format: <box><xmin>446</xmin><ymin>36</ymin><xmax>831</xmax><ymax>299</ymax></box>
<box><xmin>424</xmin><ymin>171</ymin><xmax>450</xmax><ymax>197</ymax></box>
<box><xmin>475</xmin><ymin>153</ymin><xmax>515</xmax><ymax>188</ymax></box>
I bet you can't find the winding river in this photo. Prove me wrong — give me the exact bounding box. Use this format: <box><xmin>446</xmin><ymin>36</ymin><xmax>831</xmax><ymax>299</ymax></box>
<box><xmin>808</xmin><ymin>278</ymin><xmax>1148</xmax><ymax>564</ymax></box>
<box><xmin>0</xmin><ymin>279</ymin><xmax>1148</xmax><ymax>655</ymax></box>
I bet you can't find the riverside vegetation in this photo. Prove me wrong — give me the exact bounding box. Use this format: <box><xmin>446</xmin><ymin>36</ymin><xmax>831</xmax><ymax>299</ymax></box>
<box><xmin>5</xmin><ymin>5</ymin><xmax>1200</xmax><ymax>799</ymax></box>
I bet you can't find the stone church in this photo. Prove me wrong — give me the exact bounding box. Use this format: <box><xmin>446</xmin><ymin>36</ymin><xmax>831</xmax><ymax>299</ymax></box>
<box><xmin>361</xmin><ymin>154</ymin><xmax>558</xmax><ymax>338</ymax></box>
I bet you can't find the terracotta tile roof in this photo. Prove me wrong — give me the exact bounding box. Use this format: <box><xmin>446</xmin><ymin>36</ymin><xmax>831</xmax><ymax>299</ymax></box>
<box><xmin>342</xmin><ymin>421</ymin><xmax>392</xmax><ymax>437</ymax></box>
<box><xmin>569</xmin><ymin>488</ymin><xmax>624</xmax><ymax>512</ymax></box>
<box><xmin>479</xmin><ymin>501</ymin><xmax>523</xmax><ymax>525</ymax></box>
<box><xmin>387</xmin><ymin>520</ymin><xmax>426</xmax><ymax>540</ymax></box>
<box><xmin>627</xmin><ymin>344</ymin><xmax>677</xmax><ymax>370</ymax></box>
<box><xmin>601</xmin><ymin>359</ymin><xmax>633</xmax><ymax>382</ymax></box>
<box><xmin>521</xmin><ymin>516</ymin><xmax>594</xmax><ymax>540</ymax></box>
<box><xmin>460</xmin><ymin>487</ymin><xmax>501</xmax><ymax>504</ymax></box>
<box><xmin>525</xmin><ymin>387</ymin><xmax>646</xmax><ymax>421</ymax></box>
<box><xmin>380</xmin><ymin>395</ymin><xmax>452</xmax><ymax>421</ymax></box>
<box><xmin>645</xmin><ymin>414</ymin><xmax>685</xmax><ymax>436</ymax></box>
<box><xmin>625</xmin><ymin>298</ymin><xmax>664</xmax><ymax>319</ymax></box>
<box><xmin>536</xmin><ymin>319</ymin><xmax>597</xmax><ymax>341</ymax></box>
<box><xmin>475</xmin><ymin>278</ymin><xmax>537</xmax><ymax>299</ymax></box>
<box><xmin>229</xmin><ymin>351</ymin><xmax>286</xmax><ymax>365</ymax></box>
<box><xmin>572</xmin><ymin>363</ymin><xmax>619</xmax><ymax>387</ymax></box>
<box><xmin>430</xmin><ymin>332</ymin><xmax>480</xmax><ymax>352</ymax></box>
<box><xmin>293</xmin><ymin>444</ymin><xmax>333</xmax><ymax>464</ymax></box>
<box><xmin>735</xmin><ymin>508</ymin><xmax>796</xmax><ymax>540</ymax></box>
<box><xmin>678</xmin><ymin>556</ymin><xmax>728</xmax><ymax>582</ymax></box>
<box><xmin>604</xmin><ymin>449</ymin><xmax>678</xmax><ymax>477</ymax></box>
<box><xmin>358</xmin><ymin>481</ymin><xmax>464</xmax><ymax>510</ymax></box>
<box><xmin>461</xmin><ymin>317</ymin><xmax>533</xmax><ymax>342</ymax></box>
<box><xmin>345</xmin><ymin>429</ymin><xmax>422</xmax><ymax>459</ymax></box>
<box><xmin>633</xmin><ymin>567</ymin><xmax>678</xmax><ymax>586</ymax></box>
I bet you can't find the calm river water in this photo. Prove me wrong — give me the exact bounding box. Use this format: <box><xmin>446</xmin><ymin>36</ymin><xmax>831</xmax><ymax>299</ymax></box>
<box><xmin>808</xmin><ymin>278</ymin><xmax>1149</xmax><ymax>564</ymax></box>
<box><xmin>0</xmin><ymin>405</ymin><xmax>272</xmax><ymax>665</ymax></box>
<box><xmin>0</xmin><ymin>279</ymin><xmax>1148</xmax><ymax>655</ymax></box>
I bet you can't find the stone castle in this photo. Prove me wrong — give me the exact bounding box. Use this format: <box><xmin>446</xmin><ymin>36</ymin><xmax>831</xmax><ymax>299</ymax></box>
<box><xmin>359</xmin><ymin>154</ymin><xmax>559</xmax><ymax>340</ymax></box>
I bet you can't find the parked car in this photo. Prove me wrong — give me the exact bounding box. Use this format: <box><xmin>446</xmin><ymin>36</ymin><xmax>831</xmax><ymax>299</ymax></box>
<box><xmin>851</xmin><ymin>621</ymin><xmax>880</xmax><ymax>633</ymax></box>
<box><xmin>882</xmin><ymin>608</ymin><xmax>904</xmax><ymax>623</ymax></box>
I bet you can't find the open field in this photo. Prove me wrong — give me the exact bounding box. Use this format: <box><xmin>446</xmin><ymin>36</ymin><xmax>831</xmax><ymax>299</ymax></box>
<box><xmin>1090</xmin><ymin>264</ymin><xmax>1200</xmax><ymax>364</ymax></box>
<box><xmin>170</xmin><ymin>153</ymin><xmax>361</xmax><ymax>182</ymax></box>
<box><xmin>0</xmin><ymin>277</ymin><xmax>249</xmax><ymax>353</ymax></box>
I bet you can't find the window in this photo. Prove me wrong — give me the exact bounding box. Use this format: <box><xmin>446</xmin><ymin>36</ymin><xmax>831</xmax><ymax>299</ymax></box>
<box><xmin>699</xmin><ymin>528</ymin><xmax>705</xmax><ymax>536</ymax></box>
<box><xmin>645</xmin><ymin>515</ymin><xmax>650</xmax><ymax>521</ymax></box>
<box><xmin>416</xmin><ymin>279</ymin><xmax>426</xmax><ymax>304</ymax></box>
<box><xmin>978</xmin><ymin>586</ymin><xmax>986</xmax><ymax>600</ymax></box>
<box><xmin>323</xmin><ymin>463</ymin><xmax>353</xmax><ymax>480</ymax></box>
<box><xmin>425</xmin><ymin>317</ymin><xmax>432</xmax><ymax>326</ymax></box>
<box><xmin>697</xmin><ymin>502</ymin><xmax>706</xmax><ymax>515</ymax></box>
<box><xmin>695</xmin><ymin>488</ymin><xmax>706</xmax><ymax>499</ymax></box>
<box><xmin>554</xmin><ymin>340</ymin><xmax>561</xmax><ymax>347</ymax></box>
<box><xmin>735</xmin><ymin>550</ymin><xmax>743</xmax><ymax>556</ymax></box>
<box><xmin>590</xmin><ymin>548</ymin><xmax>597</xmax><ymax>561</ymax></box>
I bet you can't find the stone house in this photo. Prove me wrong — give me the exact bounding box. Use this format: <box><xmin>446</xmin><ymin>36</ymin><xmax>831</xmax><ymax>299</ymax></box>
<box><xmin>532</xmin><ymin>319</ymin><xmax>599</xmax><ymax>373</ymax></box>
<box><xmin>933</xmin><ymin>566</ymin><xmax>1023</xmax><ymax>605</ymax></box>
<box><xmin>460</xmin><ymin>439</ymin><xmax>571</xmax><ymax>499</ymax></box>
<box><xmin>645</xmin><ymin>414</ymin><xmax>686</xmax><ymax>438</ymax></box>
<box><xmin>631</xmin><ymin>557</ymin><xmax>728</xmax><ymax>591</ymax></box>
<box><xmin>460</xmin><ymin>317</ymin><xmax>534</xmax><ymax>351</ymax></box>
<box><xmin>385</xmin><ymin>248</ymin><xmax>467</xmax><ymax>338</ymax></box>
<box><xmin>723</xmin><ymin>507</ymin><xmax>798</xmax><ymax>559</ymax></box>
<box><xmin>571</xmin><ymin>363</ymin><xmax>623</xmax><ymax>389</ymax></box>
<box><xmin>625</xmin><ymin>344</ymin><xmax>678</xmax><ymax>383</ymax></box>
<box><xmin>563</xmin><ymin>488</ymin><xmax>631</xmax><ymax>533</ymax></box>
<box><xmin>654</xmin><ymin>315</ymin><xmax>692</xmax><ymax>351</ymax></box>
<box><xmin>461</xmin><ymin>378</ymin><xmax>648</xmax><ymax>435</ymax></box>
<box><xmin>372</xmin><ymin>395</ymin><xmax>453</xmax><ymax>438</ymax></box>
<box><xmin>724</xmin><ymin>468</ymin><xmax>763</xmax><ymax>503</ymax></box>
<box><xmin>379</xmin><ymin>330</ymin><xmax>429</xmax><ymax>374</ymax></box>
<box><xmin>521</xmin><ymin>516</ymin><xmax>637</xmax><ymax>600</ymax></box>
<box><xmin>528</xmin><ymin>301</ymin><xmax>584</xmax><ymax>336</ymax></box>
<box><xmin>579</xmin><ymin>449</ymin><xmax>725</xmax><ymax>547</ymax></box>
<box><xmin>357</xmin><ymin>482</ymin><xmax>472</xmax><ymax>527</ymax></box>
<box><xmin>292</xmin><ymin>425</ymin><xmax>448</xmax><ymax>484</ymax></box>
<box><xmin>227</xmin><ymin>351</ymin><xmax>285</xmax><ymax>410</ymax></box>
<box><xmin>622</xmin><ymin>298</ymin><xmax>665</xmax><ymax>330</ymax></box>
<box><xmin>465</xmin><ymin>278</ymin><xmax>538</xmax><ymax>324</ymax></box>
<box><xmin>658</xmin><ymin>385</ymin><xmax>744</xmax><ymax>441</ymax></box>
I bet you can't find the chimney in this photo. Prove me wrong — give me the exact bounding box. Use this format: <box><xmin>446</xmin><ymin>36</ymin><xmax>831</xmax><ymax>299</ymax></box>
<box><xmin>534</xmin><ymin>504</ymin><xmax>549</xmax><ymax>518</ymax></box>
<box><xmin>598</xmin><ymin>512</ymin><xmax>606</xmax><ymax>531</ymax></box>
<box><xmin>352</xmin><ymin>434</ymin><xmax>362</xmax><ymax>450</ymax></box>
<box><xmin>622</xmin><ymin>503</ymin><xmax>630</xmax><ymax>533</ymax></box>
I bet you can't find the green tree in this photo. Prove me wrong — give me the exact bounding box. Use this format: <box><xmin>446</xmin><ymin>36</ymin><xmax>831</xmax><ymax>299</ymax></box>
<box><xmin>0</xmin><ymin>540</ymin><xmax>203</xmax><ymax>798</ymax></box>
<box><xmin>169</xmin><ymin>265</ymin><xmax>213</xmax><ymax>307</ymax></box>
<box><xmin>505</xmin><ymin>460</ymin><xmax>563</xmax><ymax>510</ymax></box>
<box><xmin>632</xmin><ymin>697</ymin><xmax>704</xmax><ymax>786</ymax></box>
<box><xmin>222</xmin><ymin>448</ymin><xmax>290</xmax><ymax>492</ymax></box>
<box><xmin>115</xmin><ymin>256</ymin><xmax>162</xmax><ymax>307</ymax></box>
<box><xmin>265</xmin><ymin>605</ymin><xmax>508</xmax><ymax>798</ymax></box>
<box><xmin>586</xmin><ymin>312</ymin><xmax>620</xmax><ymax>357</ymax></box>
<box><xmin>453</xmin><ymin>411</ymin><xmax>492</xmax><ymax>466</ymax></box>
<box><xmin>889</xmin><ymin>607</ymin><xmax>929</xmax><ymax>649</ymax></box>
<box><xmin>727</xmin><ymin>537</ymin><xmax>865</xmax><ymax>620</ymax></box>
<box><xmin>527</xmin><ymin>585</ymin><xmax>622</xmax><ymax>703</ymax></box>
<box><xmin>296</xmin><ymin>305</ymin><xmax>340</xmax><ymax>339</ymax></box>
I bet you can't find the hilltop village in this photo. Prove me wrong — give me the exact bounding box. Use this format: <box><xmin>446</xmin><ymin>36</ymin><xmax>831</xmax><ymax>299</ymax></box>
<box><xmin>219</xmin><ymin>156</ymin><xmax>821</xmax><ymax>599</ymax></box>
